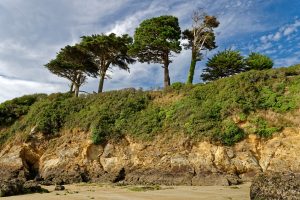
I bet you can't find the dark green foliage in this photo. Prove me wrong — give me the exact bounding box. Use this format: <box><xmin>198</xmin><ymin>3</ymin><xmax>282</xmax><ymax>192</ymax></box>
<box><xmin>0</xmin><ymin>94</ymin><xmax>46</xmax><ymax>127</ymax></box>
<box><xmin>202</xmin><ymin>50</ymin><xmax>274</xmax><ymax>82</ymax></box>
<box><xmin>245</xmin><ymin>52</ymin><xmax>273</xmax><ymax>70</ymax></box>
<box><xmin>91</xmin><ymin>112</ymin><xmax>118</xmax><ymax>144</ymax></box>
<box><xmin>80</xmin><ymin>33</ymin><xmax>135</xmax><ymax>93</ymax></box>
<box><xmin>130</xmin><ymin>15</ymin><xmax>182</xmax><ymax>61</ymax></box>
<box><xmin>24</xmin><ymin>93</ymin><xmax>82</xmax><ymax>134</ymax></box>
<box><xmin>201</xmin><ymin>49</ymin><xmax>245</xmax><ymax>81</ymax></box>
<box><xmin>128</xmin><ymin>107</ymin><xmax>166</xmax><ymax>140</ymax></box>
<box><xmin>130</xmin><ymin>15</ymin><xmax>181</xmax><ymax>88</ymax></box>
<box><xmin>218</xmin><ymin>120</ymin><xmax>245</xmax><ymax>146</ymax></box>
<box><xmin>45</xmin><ymin>45</ymin><xmax>99</xmax><ymax>97</ymax></box>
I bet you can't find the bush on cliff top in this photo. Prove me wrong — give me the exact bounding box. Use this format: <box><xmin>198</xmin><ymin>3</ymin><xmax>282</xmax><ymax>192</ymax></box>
<box><xmin>0</xmin><ymin>65</ymin><xmax>299</xmax><ymax>146</ymax></box>
<box><xmin>0</xmin><ymin>94</ymin><xmax>46</xmax><ymax>127</ymax></box>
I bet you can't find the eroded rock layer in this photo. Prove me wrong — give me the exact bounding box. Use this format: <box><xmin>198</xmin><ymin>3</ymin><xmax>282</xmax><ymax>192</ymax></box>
<box><xmin>1</xmin><ymin>128</ymin><xmax>300</xmax><ymax>186</ymax></box>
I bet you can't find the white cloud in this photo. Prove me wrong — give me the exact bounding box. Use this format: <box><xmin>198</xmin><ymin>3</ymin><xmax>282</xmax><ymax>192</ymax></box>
<box><xmin>0</xmin><ymin>76</ymin><xmax>65</xmax><ymax>103</ymax></box>
<box><xmin>283</xmin><ymin>19</ymin><xmax>300</xmax><ymax>36</ymax></box>
<box><xmin>273</xmin><ymin>32</ymin><xmax>282</xmax><ymax>41</ymax></box>
<box><xmin>259</xmin><ymin>19</ymin><xmax>300</xmax><ymax>44</ymax></box>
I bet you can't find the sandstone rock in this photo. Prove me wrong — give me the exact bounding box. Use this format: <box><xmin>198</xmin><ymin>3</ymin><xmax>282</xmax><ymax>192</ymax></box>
<box><xmin>250</xmin><ymin>172</ymin><xmax>300</xmax><ymax>200</ymax></box>
<box><xmin>1</xmin><ymin>128</ymin><xmax>300</xmax><ymax>186</ymax></box>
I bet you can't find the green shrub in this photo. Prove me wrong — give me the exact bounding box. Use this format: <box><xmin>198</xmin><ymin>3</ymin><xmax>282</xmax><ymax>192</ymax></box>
<box><xmin>128</xmin><ymin>107</ymin><xmax>166</xmax><ymax>139</ymax></box>
<box><xmin>0</xmin><ymin>65</ymin><xmax>299</xmax><ymax>147</ymax></box>
<box><xmin>245</xmin><ymin>52</ymin><xmax>273</xmax><ymax>70</ymax></box>
<box><xmin>251</xmin><ymin>117</ymin><xmax>281</xmax><ymax>138</ymax></box>
<box><xmin>171</xmin><ymin>82</ymin><xmax>185</xmax><ymax>90</ymax></box>
<box><xmin>258</xmin><ymin>86</ymin><xmax>297</xmax><ymax>112</ymax></box>
<box><xmin>218</xmin><ymin>120</ymin><xmax>245</xmax><ymax>146</ymax></box>
<box><xmin>238</xmin><ymin>113</ymin><xmax>247</xmax><ymax>122</ymax></box>
<box><xmin>91</xmin><ymin>114</ymin><xmax>117</xmax><ymax>144</ymax></box>
<box><xmin>0</xmin><ymin>94</ymin><xmax>46</xmax><ymax>127</ymax></box>
<box><xmin>24</xmin><ymin>93</ymin><xmax>82</xmax><ymax>134</ymax></box>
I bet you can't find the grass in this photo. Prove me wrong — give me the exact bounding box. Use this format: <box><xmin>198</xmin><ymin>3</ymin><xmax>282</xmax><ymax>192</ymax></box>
<box><xmin>0</xmin><ymin>65</ymin><xmax>299</xmax><ymax>147</ymax></box>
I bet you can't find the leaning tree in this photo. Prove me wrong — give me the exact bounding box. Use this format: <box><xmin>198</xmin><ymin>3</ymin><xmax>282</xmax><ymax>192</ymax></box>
<box><xmin>182</xmin><ymin>9</ymin><xmax>219</xmax><ymax>84</ymax></box>
<box><xmin>130</xmin><ymin>15</ymin><xmax>181</xmax><ymax>88</ymax></box>
<box><xmin>45</xmin><ymin>45</ymin><xmax>98</xmax><ymax>97</ymax></box>
<box><xmin>80</xmin><ymin>33</ymin><xmax>135</xmax><ymax>93</ymax></box>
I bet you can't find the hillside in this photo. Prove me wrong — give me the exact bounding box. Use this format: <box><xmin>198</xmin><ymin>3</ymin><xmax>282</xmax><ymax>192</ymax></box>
<box><xmin>0</xmin><ymin>65</ymin><xmax>300</xmax><ymax>185</ymax></box>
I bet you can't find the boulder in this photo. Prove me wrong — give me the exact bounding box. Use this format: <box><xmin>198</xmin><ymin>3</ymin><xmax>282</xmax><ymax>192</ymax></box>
<box><xmin>54</xmin><ymin>185</ymin><xmax>65</xmax><ymax>191</ymax></box>
<box><xmin>0</xmin><ymin>179</ymin><xmax>48</xmax><ymax>197</ymax></box>
<box><xmin>0</xmin><ymin>179</ymin><xmax>24</xmax><ymax>197</ymax></box>
<box><xmin>23</xmin><ymin>180</ymin><xmax>47</xmax><ymax>194</ymax></box>
<box><xmin>250</xmin><ymin>172</ymin><xmax>300</xmax><ymax>200</ymax></box>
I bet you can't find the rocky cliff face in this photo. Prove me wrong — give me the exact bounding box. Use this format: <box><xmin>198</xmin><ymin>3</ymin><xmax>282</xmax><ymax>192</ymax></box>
<box><xmin>1</xmin><ymin>127</ymin><xmax>299</xmax><ymax>186</ymax></box>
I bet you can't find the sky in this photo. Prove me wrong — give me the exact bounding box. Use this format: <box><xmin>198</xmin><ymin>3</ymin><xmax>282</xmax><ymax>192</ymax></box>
<box><xmin>0</xmin><ymin>0</ymin><xmax>300</xmax><ymax>103</ymax></box>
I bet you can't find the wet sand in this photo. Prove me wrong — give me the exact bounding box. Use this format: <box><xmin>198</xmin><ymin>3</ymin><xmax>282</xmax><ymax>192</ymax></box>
<box><xmin>2</xmin><ymin>182</ymin><xmax>251</xmax><ymax>200</ymax></box>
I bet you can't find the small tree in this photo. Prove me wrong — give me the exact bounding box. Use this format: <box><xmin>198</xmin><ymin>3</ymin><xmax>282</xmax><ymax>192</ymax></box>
<box><xmin>80</xmin><ymin>33</ymin><xmax>135</xmax><ymax>93</ymax></box>
<box><xmin>201</xmin><ymin>49</ymin><xmax>245</xmax><ymax>81</ymax></box>
<box><xmin>130</xmin><ymin>15</ymin><xmax>181</xmax><ymax>88</ymax></box>
<box><xmin>45</xmin><ymin>45</ymin><xmax>98</xmax><ymax>97</ymax></box>
<box><xmin>183</xmin><ymin>9</ymin><xmax>219</xmax><ymax>84</ymax></box>
<box><xmin>245</xmin><ymin>52</ymin><xmax>273</xmax><ymax>70</ymax></box>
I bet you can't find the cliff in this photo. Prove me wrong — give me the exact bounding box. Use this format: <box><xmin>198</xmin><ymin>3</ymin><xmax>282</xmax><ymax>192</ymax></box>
<box><xmin>0</xmin><ymin>65</ymin><xmax>299</xmax><ymax>185</ymax></box>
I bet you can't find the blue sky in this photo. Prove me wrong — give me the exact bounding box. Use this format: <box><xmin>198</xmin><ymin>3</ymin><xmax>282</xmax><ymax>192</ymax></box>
<box><xmin>0</xmin><ymin>0</ymin><xmax>300</xmax><ymax>102</ymax></box>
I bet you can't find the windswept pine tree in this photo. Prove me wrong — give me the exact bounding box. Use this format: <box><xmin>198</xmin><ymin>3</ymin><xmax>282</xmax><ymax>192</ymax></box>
<box><xmin>80</xmin><ymin>33</ymin><xmax>135</xmax><ymax>93</ymax></box>
<box><xmin>130</xmin><ymin>15</ymin><xmax>182</xmax><ymax>88</ymax></box>
<box><xmin>45</xmin><ymin>45</ymin><xmax>98</xmax><ymax>97</ymax></box>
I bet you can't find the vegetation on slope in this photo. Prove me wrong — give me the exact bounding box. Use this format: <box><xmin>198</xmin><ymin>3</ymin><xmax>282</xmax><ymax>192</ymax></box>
<box><xmin>0</xmin><ymin>65</ymin><xmax>299</xmax><ymax>147</ymax></box>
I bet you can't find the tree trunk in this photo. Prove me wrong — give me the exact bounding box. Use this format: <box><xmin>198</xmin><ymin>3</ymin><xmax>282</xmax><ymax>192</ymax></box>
<box><xmin>74</xmin><ymin>84</ymin><xmax>79</xmax><ymax>97</ymax></box>
<box><xmin>69</xmin><ymin>82</ymin><xmax>74</xmax><ymax>93</ymax></box>
<box><xmin>186</xmin><ymin>51</ymin><xmax>197</xmax><ymax>84</ymax></box>
<box><xmin>163</xmin><ymin>53</ymin><xmax>170</xmax><ymax>88</ymax></box>
<box><xmin>163</xmin><ymin>63</ymin><xmax>170</xmax><ymax>88</ymax></box>
<box><xmin>98</xmin><ymin>73</ymin><xmax>106</xmax><ymax>93</ymax></box>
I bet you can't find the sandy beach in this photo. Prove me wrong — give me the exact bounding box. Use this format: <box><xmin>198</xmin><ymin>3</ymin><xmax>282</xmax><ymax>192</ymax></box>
<box><xmin>2</xmin><ymin>182</ymin><xmax>251</xmax><ymax>200</ymax></box>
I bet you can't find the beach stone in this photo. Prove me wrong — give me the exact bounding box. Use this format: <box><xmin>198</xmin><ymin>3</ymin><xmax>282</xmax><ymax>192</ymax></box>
<box><xmin>55</xmin><ymin>185</ymin><xmax>65</xmax><ymax>191</ymax></box>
